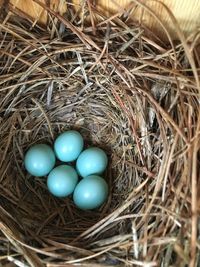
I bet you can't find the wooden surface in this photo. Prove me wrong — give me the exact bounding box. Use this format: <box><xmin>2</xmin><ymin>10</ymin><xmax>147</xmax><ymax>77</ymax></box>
<box><xmin>7</xmin><ymin>0</ymin><xmax>66</xmax><ymax>24</ymax></box>
<box><xmin>2</xmin><ymin>0</ymin><xmax>200</xmax><ymax>41</ymax></box>
<box><xmin>96</xmin><ymin>0</ymin><xmax>200</xmax><ymax>40</ymax></box>
<box><xmin>101</xmin><ymin>0</ymin><xmax>200</xmax><ymax>39</ymax></box>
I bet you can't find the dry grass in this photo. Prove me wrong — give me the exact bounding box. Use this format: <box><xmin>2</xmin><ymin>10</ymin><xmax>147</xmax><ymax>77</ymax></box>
<box><xmin>0</xmin><ymin>1</ymin><xmax>200</xmax><ymax>267</ymax></box>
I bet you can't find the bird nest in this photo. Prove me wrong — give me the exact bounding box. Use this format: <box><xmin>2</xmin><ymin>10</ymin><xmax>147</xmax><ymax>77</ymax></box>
<box><xmin>0</xmin><ymin>3</ymin><xmax>199</xmax><ymax>267</ymax></box>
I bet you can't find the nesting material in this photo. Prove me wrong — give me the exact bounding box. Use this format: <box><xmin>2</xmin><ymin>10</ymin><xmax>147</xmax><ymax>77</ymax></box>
<box><xmin>0</xmin><ymin>3</ymin><xmax>199</xmax><ymax>267</ymax></box>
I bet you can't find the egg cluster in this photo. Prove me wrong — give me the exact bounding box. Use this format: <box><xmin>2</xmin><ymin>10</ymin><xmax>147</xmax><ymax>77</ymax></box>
<box><xmin>24</xmin><ymin>130</ymin><xmax>108</xmax><ymax>210</ymax></box>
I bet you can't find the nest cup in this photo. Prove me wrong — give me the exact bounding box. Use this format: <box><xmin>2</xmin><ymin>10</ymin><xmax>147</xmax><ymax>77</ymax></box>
<box><xmin>0</xmin><ymin>3</ymin><xmax>199</xmax><ymax>267</ymax></box>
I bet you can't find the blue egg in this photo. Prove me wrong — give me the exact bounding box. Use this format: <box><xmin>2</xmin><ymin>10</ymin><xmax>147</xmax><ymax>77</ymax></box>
<box><xmin>47</xmin><ymin>165</ymin><xmax>78</xmax><ymax>197</ymax></box>
<box><xmin>73</xmin><ymin>175</ymin><xmax>108</xmax><ymax>210</ymax></box>
<box><xmin>76</xmin><ymin>147</ymin><xmax>108</xmax><ymax>177</ymax></box>
<box><xmin>24</xmin><ymin>144</ymin><xmax>55</xmax><ymax>177</ymax></box>
<box><xmin>54</xmin><ymin>130</ymin><xmax>84</xmax><ymax>162</ymax></box>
